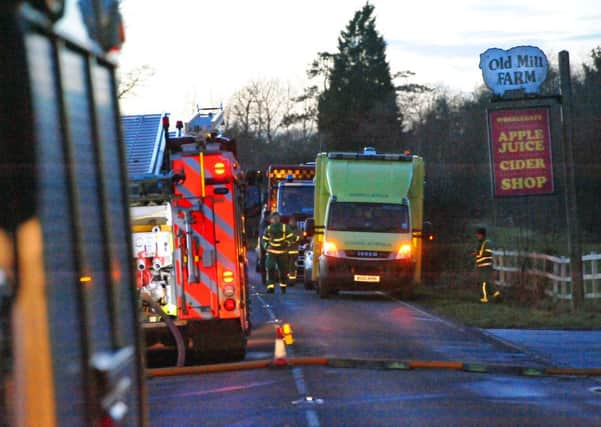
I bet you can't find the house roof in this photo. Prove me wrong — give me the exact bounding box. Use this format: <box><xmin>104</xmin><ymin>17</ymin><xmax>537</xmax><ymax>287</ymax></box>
<box><xmin>122</xmin><ymin>113</ymin><xmax>165</xmax><ymax>177</ymax></box>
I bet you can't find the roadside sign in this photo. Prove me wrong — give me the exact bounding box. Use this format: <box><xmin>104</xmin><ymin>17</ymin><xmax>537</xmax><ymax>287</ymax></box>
<box><xmin>480</xmin><ymin>46</ymin><xmax>549</xmax><ymax>96</ymax></box>
<box><xmin>487</xmin><ymin>107</ymin><xmax>554</xmax><ymax>197</ymax></box>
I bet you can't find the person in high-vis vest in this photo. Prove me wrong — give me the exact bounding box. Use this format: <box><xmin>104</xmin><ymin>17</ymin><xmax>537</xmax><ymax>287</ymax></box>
<box><xmin>473</xmin><ymin>227</ymin><xmax>501</xmax><ymax>303</ymax></box>
<box><xmin>286</xmin><ymin>216</ymin><xmax>301</xmax><ymax>283</ymax></box>
<box><xmin>262</xmin><ymin>212</ymin><xmax>293</xmax><ymax>294</ymax></box>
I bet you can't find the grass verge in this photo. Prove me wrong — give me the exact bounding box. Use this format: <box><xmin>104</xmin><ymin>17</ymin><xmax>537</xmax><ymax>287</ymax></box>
<box><xmin>413</xmin><ymin>285</ymin><xmax>601</xmax><ymax>330</ymax></box>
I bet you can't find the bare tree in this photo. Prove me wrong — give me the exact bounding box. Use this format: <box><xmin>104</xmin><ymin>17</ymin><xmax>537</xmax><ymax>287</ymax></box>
<box><xmin>394</xmin><ymin>70</ymin><xmax>434</xmax><ymax>130</ymax></box>
<box><xmin>281</xmin><ymin>85</ymin><xmax>318</xmax><ymax>141</ymax></box>
<box><xmin>117</xmin><ymin>64</ymin><xmax>155</xmax><ymax>99</ymax></box>
<box><xmin>227</xmin><ymin>85</ymin><xmax>256</xmax><ymax>137</ymax></box>
<box><xmin>225</xmin><ymin>79</ymin><xmax>289</xmax><ymax>143</ymax></box>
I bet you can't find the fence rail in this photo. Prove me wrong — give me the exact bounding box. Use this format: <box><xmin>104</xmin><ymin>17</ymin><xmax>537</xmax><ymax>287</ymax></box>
<box><xmin>492</xmin><ymin>250</ymin><xmax>601</xmax><ymax>300</ymax></box>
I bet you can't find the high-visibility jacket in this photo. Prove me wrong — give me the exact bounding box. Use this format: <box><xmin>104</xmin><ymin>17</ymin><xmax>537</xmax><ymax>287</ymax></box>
<box><xmin>287</xmin><ymin>224</ymin><xmax>301</xmax><ymax>254</ymax></box>
<box><xmin>475</xmin><ymin>239</ymin><xmax>493</xmax><ymax>268</ymax></box>
<box><xmin>262</xmin><ymin>223</ymin><xmax>293</xmax><ymax>255</ymax></box>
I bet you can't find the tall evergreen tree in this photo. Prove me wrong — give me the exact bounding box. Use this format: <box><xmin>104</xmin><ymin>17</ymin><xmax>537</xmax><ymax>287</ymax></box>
<box><xmin>574</xmin><ymin>47</ymin><xmax>601</xmax><ymax>238</ymax></box>
<box><xmin>318</xmin><ymin>3</ymin><xmax>402</xmax><ymax>152</ymax></box>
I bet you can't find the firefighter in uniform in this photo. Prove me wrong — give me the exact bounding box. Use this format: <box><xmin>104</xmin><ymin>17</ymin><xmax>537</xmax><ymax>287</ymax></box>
<box><xmin>286</xmin><ymin>217</ymin><xmax>301</xmax><ymax>284</ymax></box>
<box><xmin>473</xmin><ymin>227</ymin><xmax>501</xmax><ymax>303</ymax></box>
<box><xmin>262</xmin><ymin>212</ymin><xmax>293</xmax><ymax>294</ymax></box>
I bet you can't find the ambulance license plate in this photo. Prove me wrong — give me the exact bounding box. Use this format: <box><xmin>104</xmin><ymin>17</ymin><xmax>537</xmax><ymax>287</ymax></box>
<box><xmin>354</xmin><ymin>274</ymin><xmax>380</xmax><ymax>283</ymax></box>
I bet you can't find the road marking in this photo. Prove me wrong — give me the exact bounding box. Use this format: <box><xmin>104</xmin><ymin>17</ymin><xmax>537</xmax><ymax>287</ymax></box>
<box><xmin>410</xmin><ymin>316</ymin><xmax>444</xmax><ymax>322</ymax></box>
<box><xmin>255</xmin><ymin>292</ymin><xmax>278</xmax><ymax>322</ymax></box>
<box><xmin>255</xmin><ymin>288</ymin><xmax>321</xmax><ymax>427</ymax></box>
<box><xmin>292</xmin><ymin>366</ymin><xmax>307</xmax><ymax>395</ymax></box>
<box><xmin>290</xmin><ymin>352</ymin><xmax>320</xmax><ymax>427</ymax></box>
<box><xmin>305</xmin><ymin>409</ymin><xmax>320</xmax><ymax>427</ymax></box>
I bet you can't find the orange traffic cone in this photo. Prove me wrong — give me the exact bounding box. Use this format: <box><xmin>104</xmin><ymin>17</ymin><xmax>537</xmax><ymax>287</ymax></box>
<box><xmin>273</xmin><ymin>326</ymin><xmax>288</xmax><ymax>366</ymax></box>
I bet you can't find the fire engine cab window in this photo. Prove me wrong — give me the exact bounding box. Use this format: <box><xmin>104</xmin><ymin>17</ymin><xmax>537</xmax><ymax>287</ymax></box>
<box><xmin>277</xmin><ymin>186</ymin><xmax>314</xmax><ymax>216</ymax></box>
<box><xmin>327</xmin><ymin>202</ymin><xmax>409</xmax><ymax>233</ymax></box>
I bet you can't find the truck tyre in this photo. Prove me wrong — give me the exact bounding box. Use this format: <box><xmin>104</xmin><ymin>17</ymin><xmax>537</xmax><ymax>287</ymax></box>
<box><xmin>318</xmin><ymin>277</ymin><xmax>330</xmax><ymax>299</ymax></box>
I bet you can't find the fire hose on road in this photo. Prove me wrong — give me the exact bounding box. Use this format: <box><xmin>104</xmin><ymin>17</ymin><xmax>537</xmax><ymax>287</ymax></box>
<box><xmin>141</xmin><ymin>293</ymin><xmax>186</xmax><ymax>368</ymax></box>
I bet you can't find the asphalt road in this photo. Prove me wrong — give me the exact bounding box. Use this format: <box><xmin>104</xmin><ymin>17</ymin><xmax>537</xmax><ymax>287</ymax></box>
<box><xmin>147</xmin><ymin>261</ymin><xmax>601</xmax><ymax>426</ymax></box>
<box><xmin>485</xmin><ymin>329</ymin><xmax>601</xmax><ymax>369</ymax></box>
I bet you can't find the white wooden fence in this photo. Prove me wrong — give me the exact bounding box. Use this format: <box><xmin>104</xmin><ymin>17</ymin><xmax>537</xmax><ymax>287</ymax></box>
<box><xmin>492</xmin><ymin>250</ymin><xmax>601</xmax><ymax>300</ymax></box>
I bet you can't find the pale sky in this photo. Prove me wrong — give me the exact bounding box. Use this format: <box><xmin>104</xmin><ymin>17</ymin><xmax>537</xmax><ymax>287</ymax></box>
<box><xmin>118</xmin><ymin>0</ymin><xmax>601</xmax><ymax>121</ymax></box>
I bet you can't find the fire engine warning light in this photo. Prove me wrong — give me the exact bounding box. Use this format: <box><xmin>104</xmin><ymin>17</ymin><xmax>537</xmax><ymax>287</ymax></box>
<box><xmin>214</xmin><ymin>162</ymin><xmax>226</xmax><ymax>175</ymax></box>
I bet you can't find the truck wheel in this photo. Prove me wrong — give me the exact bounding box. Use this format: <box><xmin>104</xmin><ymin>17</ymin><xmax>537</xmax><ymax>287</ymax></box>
<box><xmin>318</xmin><ymin>277</ymin><xmax>330</xmax><ymax>299</ymax></box>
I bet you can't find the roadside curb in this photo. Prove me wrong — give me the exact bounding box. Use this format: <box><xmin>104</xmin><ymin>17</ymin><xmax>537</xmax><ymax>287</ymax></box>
<box><xmin>474</xmin><ymin>327</ymin><xmax>561</xmax><ymax>368</ymax></box>
<box><xmin>397</xmin><ymin>298</ymin><xmax>561</xmax><ymax>369</ymax></box>
<box><xmin>146</xmin><ymin>357</ymin><xmax>601</xmax><ymax>378</ymax></box>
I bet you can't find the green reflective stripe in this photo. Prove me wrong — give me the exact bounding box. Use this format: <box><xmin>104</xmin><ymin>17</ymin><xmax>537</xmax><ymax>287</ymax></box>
<box><xmin>161</xmin><ymin>303</ymin><xmax>178</xmax><ymax>317</ymax></box>
<box><xmin>268</xmin><ymin>249</ymin><xmax>287</xmax><ymax>254</ymax></box>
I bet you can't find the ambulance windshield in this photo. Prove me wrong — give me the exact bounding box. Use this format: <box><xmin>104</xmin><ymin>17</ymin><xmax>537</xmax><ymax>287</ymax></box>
<box><xmin>277</xmin><ymin>185</ymin><xmax>314</xmax><ymax>216</ymax></box>
<box><xmin>327</xmin><ymin>202</ymin><xmax>410</xmax><ymax>233</ymax></box>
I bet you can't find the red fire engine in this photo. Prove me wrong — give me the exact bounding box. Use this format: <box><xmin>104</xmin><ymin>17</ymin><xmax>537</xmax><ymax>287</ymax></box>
<box><xmin>129</xmin><ymin>115</ymin><xmax>250</xmax><ymax>362</ymax></box>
